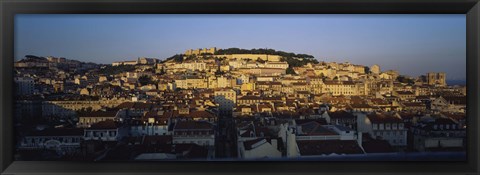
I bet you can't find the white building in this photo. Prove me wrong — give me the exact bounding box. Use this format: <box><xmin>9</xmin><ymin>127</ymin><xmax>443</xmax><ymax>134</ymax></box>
<box><xmin>77</xmin><ymin>110</ymin><xmax>119</xmax><ymax>128</ymax></box>
<box><xmin>19</xmin><ymin>128</ymin><xmax>83</xmax><ymax>154</ymax></box>
<box><xmin>130</xmin><ymin>111</ymin><xmax>170</xmax><ymax>136</ymax></box>
<box><xmin>84</xmin><ymin>120</ymin><xmax>128</xmax><ymax>142</ymax></box>
<box><xmin>366</xmin><ymin>113</ymin><xmax>407</xmax><ymax>147</ymax></box>
<box><xmin>264</xmin><ymin>61</ymin><xmax>289</xmax><ymax>69</ymax></box>
<box><xmin>173</xmin><ymin>61</ymin><xmax>206</xmax><ymax>71</ymax></box>
<box><xmin>172</xmin><ymin>121</ymin><xmax>215</xmax><ymax>147</ymax></box>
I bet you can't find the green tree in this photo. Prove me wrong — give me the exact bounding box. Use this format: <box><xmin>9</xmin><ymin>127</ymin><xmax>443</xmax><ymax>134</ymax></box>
<box><xmin>98</xmin><ymin>65</ymin><xmax>136</xmax><ymax>75</ymax></box>
<box><xmin>138</xmin><ymin>75</ymin><xmax>152</xmax><ymax>86</ymax></box>
<box><xmin>364</xmin><ymin>66</ymin><xmax>371</xmax><ymax>74</ymax></box>
<box><xmin>159</xmin><ymin>66</ymin><xmax>166</xmax><ymax>75</ymax></box>
<box><xmin>163</xmin><ymin>54</ymin><xmax>184</xmax><ymax>63</ymax></box>
<box><xmin>396</xmin><ymin>75</ymin><xmax>414</xmax><ymax>85</ymax></box>
<box><xmin>286</xmin><ymin>67</ymin><xmax>297</xmax><ymax>75</ymax></box>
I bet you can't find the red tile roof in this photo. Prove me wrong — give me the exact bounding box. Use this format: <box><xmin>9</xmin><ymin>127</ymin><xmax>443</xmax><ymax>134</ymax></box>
<box><xmin>442</xmin><ymin>96</ymin><xmax>466</xmax><ymax>105</ymax></box>
<box><xmin>402</xmin><ymin>102</ymin><xmax>426</xmax><ymax>107</ymax></box>
<box><xmin>367</xmin><ymin>113</ymin><xmax>403</xmax><ymax>124</ymax></box>
<box><xmin>329</xmin><ymin>110</ymin><xmax>355</xmax><ymax>119</ymax></box>
<box><xmin>88</xmin><ymin>120</ymin><xmax>121</xmax><ymax>129</ymax></box>
<box><xmin>77</xmin><ymin>110</ymin><xmax>117</xmax><ymax>118</ymax></box>
<box><xmin>178</xmin><ymin>110</ymin><xmax>216</xmax><ymax>119</ymax></box>
<box><xmin>349</xmin><ymin>103</ymin><xmax>373</xmax><ymax>109</ymax></box>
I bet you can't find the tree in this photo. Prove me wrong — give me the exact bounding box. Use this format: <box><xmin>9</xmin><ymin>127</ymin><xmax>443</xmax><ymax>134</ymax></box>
<box><xmin>396</xmin><ymin>75</ymin><xmax>414</xmax><ymax>85</ymax></box>
<box><xmin>215</xmin><ymin>48</ymin><xmax>314</xmax><ymax>59</ymax></box>
<box><xmin>256</xmin><ymin>58</ymin><xmax>266</xmax><ymax>64</ymax></box>
<box><xmin>364</xmin><ymin>66</ymin><xmax>370</xmax><ymax>74</ymax></box>
<box><xmin>138</xmin><ymin>75</ymin><xmax>152</xmax><ymax>86</ymax></box>
<box><xmin>159</xmin><ymin>66</ymin><xmax>166</xmax><ymax>75</ymax></box>
<box><xmin>98</xmin><ymin>65</ymin><xmax>135</xmax><ymax>75</ymax></box>
<box><xmin>164</xmin><ymin>54</ymin><xmax>184</xmax><ymax>63</ymax></box>
<box><xmin>286</xmin><ymin>67</ymin><xmax>297</xmax><ymax>75</ymax></box>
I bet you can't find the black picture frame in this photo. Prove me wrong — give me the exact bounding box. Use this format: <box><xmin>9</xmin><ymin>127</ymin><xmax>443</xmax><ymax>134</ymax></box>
<box><xmin>1</xmin><ymin>0</ymin><xmax>479</xmax><ymax>174</ymax></box>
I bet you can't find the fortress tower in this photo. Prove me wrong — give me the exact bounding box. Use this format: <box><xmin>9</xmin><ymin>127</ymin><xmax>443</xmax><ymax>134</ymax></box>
<box><xmin>184</xmin><ymin>47</ymin><xmax>217</xmax><ymax>56</ymax></box>
<box><xmin>427</xmin><ymin>72</ymin><xmax>446</xmax><ymax>86</ymax></box>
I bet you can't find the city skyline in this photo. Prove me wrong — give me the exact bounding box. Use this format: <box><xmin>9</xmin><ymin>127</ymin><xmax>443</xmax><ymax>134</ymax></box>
<box><xmin>14</xmin><ymin>15</ymin><xmax>468</xmax><ymax>160</ymax></box>
<box><xmin>15</xmin><ymin>14</ymin><xmax>466</xmax><ymax>80</ymax></box>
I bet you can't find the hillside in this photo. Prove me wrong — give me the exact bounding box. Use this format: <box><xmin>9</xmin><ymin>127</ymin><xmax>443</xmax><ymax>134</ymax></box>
<box><xmin>162</xmin><ymin>48</ymin><xmax>319</xmax><ymax>69</ymax></box>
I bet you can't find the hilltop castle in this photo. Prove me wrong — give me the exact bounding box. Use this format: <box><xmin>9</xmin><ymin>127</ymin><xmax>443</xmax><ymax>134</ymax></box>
<box><xmin>184</xmin><ymin>47</ymin><xmax>217</xmax><ymax>56</ymax></box>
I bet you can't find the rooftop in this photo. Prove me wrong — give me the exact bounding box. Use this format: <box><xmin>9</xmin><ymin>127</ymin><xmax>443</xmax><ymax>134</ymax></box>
<box><xmin>77</xmin><ymin>110</ymin><xmax>117</xmax><ymax>118</ymax></box>
<box><xmin>329</xmin><ymin>110</ymin><xmax>355</xmax><ymax>119</ymax></box>
<box><xmin>88</xmin><ymin>120</ymin><xmax>122</xmax><ymax>130</ymax></box>
<box><xmin>367</xmin><ymin>113</ymin><xmax>403</xmax><ymax>124</ymax></box>
<box><xmin>174</xmin><ymin>121</ymin><xmax>214</xmax><ymax>130</ymax></box>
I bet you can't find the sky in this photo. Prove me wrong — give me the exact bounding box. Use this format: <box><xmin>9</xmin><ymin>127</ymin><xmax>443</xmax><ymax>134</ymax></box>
<box><xmin>15</xmin><ymin>14</ymin><xmax>466</xmax><ymax>80</ymax></box>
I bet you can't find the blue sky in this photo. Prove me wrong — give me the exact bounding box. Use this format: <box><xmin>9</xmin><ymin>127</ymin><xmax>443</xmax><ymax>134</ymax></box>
<box><xmin>15</xmin><ymin>14</ymin><xmax>466</xmax><ymax>80</ymax></box>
